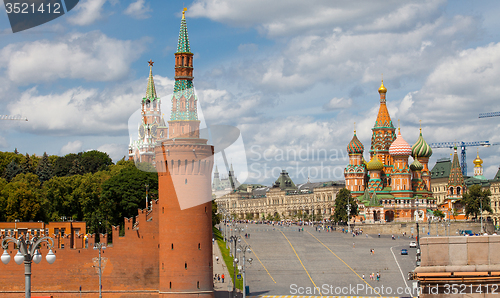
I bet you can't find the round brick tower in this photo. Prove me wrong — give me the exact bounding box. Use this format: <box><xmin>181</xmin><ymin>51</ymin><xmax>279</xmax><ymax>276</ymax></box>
<box><xmin>156</xmin><ymin>9</ymin><xmax>214</xmax><ymax>297</ymax></box>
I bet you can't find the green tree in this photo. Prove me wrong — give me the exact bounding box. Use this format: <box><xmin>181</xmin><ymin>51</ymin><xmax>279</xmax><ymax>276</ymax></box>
<box><xmin>80</xmin><ymin>150</ymin><xmax>113</xmax><ymax>173</ymax></box>
<box><xmin>434</xmin><ymin>210</ymin><xmax>445</xmax><ymax>220</ymax></box>
<box><xmin>100</xmin><ymin>165</ymin><xmax>158</xmax><ymax>228</ymax></box>
<box><xmin>3</xmin><ymin>160</ymin><xmax>23</xmax><ymax>182</ymax></box>
<box><xmin>333</xmin><ymin>188</ymin><xmax>358</xmax><ymax>223</ymax></box>
<box><xmin>0</xmin><ymin>151</ymin><xmax>24</xmax><ymax>174</ymax></box>
<box><xmin>461</xmin><ymin>184</ymin><xmax>492</xmax><ymax>219</ymax></box>
<box><xmin>53</xmin><ymin>153</ymin><xmax>79</xmax><ymax>177</ymax></box>
<box><xmin>20</xmin><ymin>153</ymin><xmax>37</xmax><ymax>174</ymax></box>
<box><xmin>1</xmin><ymin>173</ymin><xmax>47</xmax><ymax>222</ymax></box>
<box><xmin>245</xmin><ymin>213</ymin><xmax>253</xmax><ymax>220</ymax></box>
<box><xmin>69</xmin><ymin>159</ymin><xmax>85</xmax><ymax>176</ymax></box>
<box><xmin>273</xmin><ymin>213</ymin><xmax>281</xmax><ymax>222</ymax></box>
<box><xmin>43</xmin><ymin>175</ymin><xmax>84</xmax><ymax>222</ymax></box>
<box><xmin>36</xmin><ymin>152</ymin><xmax>54</xmax><ymax>183</ymax></box>
<box><xmin>212</xmin><ymin>200</ymin><xmax>220</xmax><ymax>226</ymax></box>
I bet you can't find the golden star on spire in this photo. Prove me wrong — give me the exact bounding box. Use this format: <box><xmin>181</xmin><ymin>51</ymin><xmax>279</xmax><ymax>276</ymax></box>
<box><xmin>148</xmin><ymin>59</ymin><xmax>154</xmax><ymax>67</ymax></box>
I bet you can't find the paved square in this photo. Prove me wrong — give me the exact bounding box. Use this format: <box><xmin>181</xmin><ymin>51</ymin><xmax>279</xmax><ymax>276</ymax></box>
<box><xmin>226</xmin><ymin>224</ymin><xmax>418</xmax><ymax>297</ymax></box>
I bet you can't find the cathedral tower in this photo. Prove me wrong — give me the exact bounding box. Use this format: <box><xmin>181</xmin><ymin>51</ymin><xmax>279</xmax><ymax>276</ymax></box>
<box><xmin>388</xmin><ymin>128</ymin><xmax>412</xmax><ymax>196</ymax></box>
<box><xmin>447</xmin><ymin>146</ymin><xmax>466</xmax><ymax>198</ymax></box>
<box><xmin>155</xmin><ymin>9</ymin><xmax>214</xmax><ymax>297</ymax></box>
<box><xmin>345</xmin><ymin>128</ymin><xmax>366</xmax><ymax>194</ymax></box>
<box><xmin>370</xmin><ymin>80</ymin><xmax>396</xmax><ymax>185</ymax></box>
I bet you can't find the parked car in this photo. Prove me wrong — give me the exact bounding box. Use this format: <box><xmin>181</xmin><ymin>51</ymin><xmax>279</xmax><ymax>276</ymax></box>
<box><xmin>401</xmin><ymin>249</ymin><xmax>408</xmax><ymax>255</ymax></box>
<box><xmin>409</xmin><ymin>241</ymin><xmax>417</xmax><ymax>248</ymax></box>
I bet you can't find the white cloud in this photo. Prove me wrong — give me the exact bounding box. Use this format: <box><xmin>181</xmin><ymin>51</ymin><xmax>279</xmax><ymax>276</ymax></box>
<box><xmin>60</xmin><ymin>140</ymin><xmax>83</xmax><ymax>155</ymax></box>
<box><xmin>0</xmin><ymin>31</ymin><xmax>146</xmax><ymax>84</ymax></box>
<box><xmin>67</xmin><ymin>0</ymin><xmax>107</xmax><ymax>26</ymax></box>
<box><xmin>6</xmin><ymin>74</ymin><xmax>175</xmax><ymax>136</ymax></box>
<box><xmin>97</xmin><ymin>143</ymin><xmax>128</xmax><ymax>161</ymax></box>
<box><xmin>124</xmin><ymin>0</ymin><xmax>152</xmax><ymax>19</ymax></box>
<box><xmin>189</xmin><ymin>0</ymin><xmax>446</xmax><ymax>37</ymax></box>
<box><xmin>238</xmin><ymin>43</ymin><xmax>258</xmax><ymax>52</ymax></box>
<box><xmin>323</xmin><ymin>97</ymin><xmax>352</xmax><ymax>111</ymax></box>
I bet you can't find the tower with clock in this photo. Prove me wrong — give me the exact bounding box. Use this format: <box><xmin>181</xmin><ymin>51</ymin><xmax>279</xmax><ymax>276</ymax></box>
<box><xmin>128</xmin><ymin>60</ymin><xmax>168</xmax><ymax>164</ymax></box>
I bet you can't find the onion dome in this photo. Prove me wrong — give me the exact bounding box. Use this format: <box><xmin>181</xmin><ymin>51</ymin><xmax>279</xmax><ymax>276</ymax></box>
<box><xmin>473</xmin><ymin>153</ymin><xmax>483</xmax><ymax>167</ymax></box>
<box><xmin>378</xmin><ymin>80</ymin><xmax>387</xmax><ymax>94</ymax></box>
<box><xmin>411</xmin><ymin>129</ymin><xmax>432</xmax><ymax>158</ymax></box>
<box><xmin>347</xmin><ymin>132</ymin><xmax>364</xmax><ymax>154</ymax></box>
<box><xmin>367</xmin><ymin>155</ymin><xmax>384</xmax><ymax>171</ymax></box>
<box><xmin>389</xmin><ymin>130</ymin><xmax>411</xmax><ymax>156</ymax></box>
<box><xmin>410</xmin><ymin>159</ymin><xmax>423</xmax><ymax>171</ymax></box>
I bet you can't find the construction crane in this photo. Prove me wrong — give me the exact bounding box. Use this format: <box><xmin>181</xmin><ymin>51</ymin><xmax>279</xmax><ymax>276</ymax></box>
<box><xmin>429</xmin><ymin>141</ymin><xmax>491</xmax><ymax>176</ymax></box>
<box><xmin>479</xmin><ymin>111</ymin><xmax>500</xmax><ymax>118</ymax></box>
<box><xmin>0</xmin><ymin>115</ymin><xmax>28</xmax><ymax>121</ymax></box>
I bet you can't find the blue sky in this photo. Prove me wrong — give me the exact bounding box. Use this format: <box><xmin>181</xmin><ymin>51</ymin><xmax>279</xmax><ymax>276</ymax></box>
<box><xmin>0</xmin><ymin>0</ymin><xmax>499</xmax><ymax>186</ymax></box>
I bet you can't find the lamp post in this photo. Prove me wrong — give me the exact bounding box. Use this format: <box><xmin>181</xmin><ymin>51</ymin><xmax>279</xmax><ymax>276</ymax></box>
<box><xmin>480</xmin><ymin>197</ymin><xmax>484</xmax><ymax>234</ymax></box>
<box><xmin>236</xmin><ymin>241</ymin><xmax>252</xmax><ymax>298</ymax></box>
<box><xmin>229</xmin><ymin>235</ymin><xmax>239</xmax><ymax>298</ymax></box>
<box><xmin>1</xmin><ymin>235</ymin><xmax>56</xmax><ymax>298</ymax></box>
<box><xmin>93</xmin><ymin>242</ymin><xmax>106</xmax><ymax>298</ymax></box>
<box><xmin>347</xmin><ymin>196</ymin><xmax>351</xmax><ymax>233</ymax></box>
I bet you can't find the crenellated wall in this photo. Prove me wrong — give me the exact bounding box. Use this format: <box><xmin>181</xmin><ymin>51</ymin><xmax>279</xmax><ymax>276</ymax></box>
<box><xmin>0</xmin><ymin>200</ymin><xmax>161</xmax><ymax>297</ymax></box>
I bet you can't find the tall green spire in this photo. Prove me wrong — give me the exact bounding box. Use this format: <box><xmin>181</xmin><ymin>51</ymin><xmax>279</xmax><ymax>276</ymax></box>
<box><xmin>177</xmin><ymin>8</ymin><xmax>191</xmax><ymax>53</ymax></box>
<box><xmin>145</xmin><ymin>59</ymin><xmax>157</xmax><ymax>100</ymax></box>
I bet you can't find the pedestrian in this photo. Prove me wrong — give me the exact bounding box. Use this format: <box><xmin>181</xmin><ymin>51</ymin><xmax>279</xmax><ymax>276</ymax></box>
<box><xmin>214</xmin><ymin>274</ymin><xmax>217</xmax><ymax>283</ymax></box>
<box><xmin>218</xmin><ymin>274</ymin><xmax>220</xmax><ymax>282</ymax></box>
<box><xmin>222</xmin><ymin>274</ymin><xmax>225</xmax><ymax>283</ymax></box>
<box><xmin>353</xmin><ymin>242</ymin><xmax>355</xmax><ymax>248</ymax></box>
<box><xmin>212</xmin><ymin>238</ymin><xmax>215</xmax><ymax>244</ymax></box>
<box><xmin>362</xmin><ymin>274</ymin><xmax>365</xmax><ymax>280</ymax></box>
<box><xmin>377</xmin><ymin>272</ymin><xmax>380</xmax><ymax>282</ymax></box>
<box><xmin>216</xmin><ymin>256</ymin><xmax>219</xmax><ymax>263</ymax></box>
<box><xmin>372</xmin><ymin>272</ymin><xmax>375</xmax><ymax>280</ymax></box>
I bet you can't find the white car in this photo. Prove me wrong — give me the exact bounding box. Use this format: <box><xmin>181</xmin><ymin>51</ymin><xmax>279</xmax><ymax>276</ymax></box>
<box><xmin>409</xmin><ymin>241</ymin><xmax>417</xmax><ymax>248</ymax></box>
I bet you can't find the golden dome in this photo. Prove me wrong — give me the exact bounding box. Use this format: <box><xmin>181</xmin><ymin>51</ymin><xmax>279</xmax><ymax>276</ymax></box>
<box><xmin>473</xmin><ymin>153</ymin><xmax>483</xmax><ymax>167</ymax></box>
<box><xmin>378</xmin><ymin>80</ymin><xmax>387</xmax><ymax>94</ymax></box>
<box><xmin>367</xmin><ymin>155</ymin><xmax>384</xmax><ymax>171</ymax></box>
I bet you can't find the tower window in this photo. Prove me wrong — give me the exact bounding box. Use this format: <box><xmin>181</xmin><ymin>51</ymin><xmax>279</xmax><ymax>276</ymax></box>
<box><xmin>185</xmin><ymin>179</ymin><xmax>187</xmax><ymax>184</ymax></box>
<box><xmin>185</xmin><ymin>262</ymin><xmax>187</xmax><ymax>269</ymax></box>
<box><xmin>171</xmin><ymin>243</ymin><xmax>174</xmax><ymax>250</ymax></box>
<box><xmin>198</xmin><ymin>243</ymin><xmax>201</xmax><ymax>250</ymax></box>
<box><xmin>170</xmin><ymin>282</ymin><xmax>172</xmax><ymax>289</ymax></box>
<box><xmin>181</xmin><ymin>56</ymin><xmax>184</xmax><ymax>66</ymax></box>
<box><xmin>162</xmin><ymin>207</ymin><xmax>164</xmax><ymax>214</ymax></box>
<box><xmin>197</xmin><ymin>281</ymin><xmax>199</xmax><ymax>289</ymax></box>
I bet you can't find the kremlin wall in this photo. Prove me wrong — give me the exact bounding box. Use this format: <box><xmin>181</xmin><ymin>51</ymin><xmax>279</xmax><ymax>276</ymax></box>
<box><xmin>0</xmin><ymin>11</ymin><xmax>214</xmax><ymax>298</ymax></box>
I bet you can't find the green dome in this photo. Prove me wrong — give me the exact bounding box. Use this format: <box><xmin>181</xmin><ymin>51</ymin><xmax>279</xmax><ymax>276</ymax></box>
<box><xmin>410</xmin><ymin>159</ymin><xmax>423</xmax><ymax>171</ymax></box>
<box><xmin>411</xmin><ymin>131</ymin><xmax>432</xmax><ymax>158</ymax></box>
<box><xmin>367</xmin><ymin>155</ymin><xmax>384</xmax><ymax>171</ymax></box>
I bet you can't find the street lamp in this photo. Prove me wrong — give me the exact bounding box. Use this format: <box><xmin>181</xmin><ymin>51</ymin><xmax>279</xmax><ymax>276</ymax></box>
<box><xmin>236</xmin><ymin>243</ymin><xmax>252</xmax><ymax>298</ymax></box>
<box><xmin>480</xmin><ymin>197</ymin><xmax>484</xmax><ymax>234</ymax></box>
<box><xmin>93</xmin><ymin>242</ymin><xmax>106</xmax><ymax>298</ymax></box>
<box><xmin>229</xmin><ymin>235</ymin><xmax>239</xmax><ymax>297</ymax></box>
<box><xmin>1</xmin><ymin>235</ymin><xmax>56</xmax><ymax>298</ymax></box>
<box><xmin>347</xmin><ymin>196</ymin><xmax>351</xmax><ymax>233</ymax></box>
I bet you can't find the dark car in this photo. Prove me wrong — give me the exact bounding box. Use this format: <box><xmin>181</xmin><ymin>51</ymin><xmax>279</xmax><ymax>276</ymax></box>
<box><xmin>401</xmin><ymin>249</ymin><xmax>408</xmax><ymax>255</ymax></box>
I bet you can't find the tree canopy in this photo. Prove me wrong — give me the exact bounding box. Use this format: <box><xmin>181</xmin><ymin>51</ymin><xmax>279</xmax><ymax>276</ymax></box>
<box><xmin>333</xmin><ymin>188</ymin><xmax>358</xmax><ymax>223</ymax></box>
<box><xmin>461</xmin><ymin>184</ymin><xmax>492</xmax><ymax>219</ymax></box>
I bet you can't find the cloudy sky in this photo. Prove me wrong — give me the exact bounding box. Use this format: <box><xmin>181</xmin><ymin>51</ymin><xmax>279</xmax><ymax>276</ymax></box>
<box><xmin>0</xmin><ymin>0</ymin><xmax>499</xmax><ymax>185</ymax></box>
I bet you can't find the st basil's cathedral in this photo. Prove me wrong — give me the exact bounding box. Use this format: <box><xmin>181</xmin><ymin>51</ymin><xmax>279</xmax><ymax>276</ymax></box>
<box><xmin>344</xmin><ymin>81</ymin><xmax>437</xmax><ymax>223</ymax></box>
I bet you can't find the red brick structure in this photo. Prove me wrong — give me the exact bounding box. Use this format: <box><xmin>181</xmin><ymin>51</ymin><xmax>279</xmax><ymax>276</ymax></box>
<box><xmin>0</xmin><ymin>11</ymin><xmax>214</xmax><ymax>298</ymax></box>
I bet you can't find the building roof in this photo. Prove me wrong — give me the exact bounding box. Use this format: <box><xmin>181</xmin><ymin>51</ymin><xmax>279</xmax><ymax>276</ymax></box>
<box><xmin>389</xmin><ymin>129</ymin><xmax>411</xmax><ymax>156</ymax></box>
<box><xmin>272</xmin><ymin>170</ymin><xmax>297</xmax><ymax>191</ymax></box>
<box><xmin>347</xmin><ymin>132</ymin><xmax>364</xmax><ymax>154</ymax></box>
<box><xmin>411</xmin><ymin>129</ymin><xmax>432</xmax><ymax>158</ymax></box>
<box><xmin>430</xmin><ymin>158</ymin><xmax>451</xmax><ymax>179</ymax></box>
<box><xmin>177</xmin><ymin>10</ymin><xmax>191</xmax><ymax>53</ymax></box>
<box><xmin>448</xmin><ymin>147</ymin><xmax>465</xmax><ymax>187</ymax></box>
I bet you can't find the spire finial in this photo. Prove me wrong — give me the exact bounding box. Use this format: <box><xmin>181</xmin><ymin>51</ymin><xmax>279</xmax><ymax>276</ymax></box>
<box><xmin>148</xmin><ymin>59</ymin><xmax>154</xmax><ymax>67</ymax></box>
<box><xmin>354</xmin><ymin>122</ymin><xmax>356</xmax><ymax>134</ymax></box>
<box><xmin>419</xmin><ymin>119</ymin><xmax>422</xmax><ymax>133</ymax></box>
<box><xmin>182</xmin><ymin>7</ymin><xmax>187</xmax><ymax>19</ymax></box>
<box><xmin>398</xmin><ymin>119</ymin><xmax>400</xmax><ymax>133</ymax></box>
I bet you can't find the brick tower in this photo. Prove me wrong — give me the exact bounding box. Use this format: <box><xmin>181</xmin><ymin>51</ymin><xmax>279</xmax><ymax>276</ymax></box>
<box><xmin>155</xmin><ymin>9</ymin><xmax>214</xmax><ymax>297</ymax></box>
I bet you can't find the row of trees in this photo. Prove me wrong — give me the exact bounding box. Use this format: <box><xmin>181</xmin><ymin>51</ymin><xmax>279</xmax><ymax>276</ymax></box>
<box><xmin>0</xmin><ymin>150</ymin><xmax>158</xmax><ymax>234</ymax></box>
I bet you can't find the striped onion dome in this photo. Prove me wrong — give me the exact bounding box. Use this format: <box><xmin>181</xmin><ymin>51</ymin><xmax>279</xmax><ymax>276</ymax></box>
<box><xmin>367</xmin><ymin>155</ymin><xmax>384</xmax><ymax>171</ymax></box>
<box><xmin>389</xmin><ymin>130</ymin><xmax>411</xmax><ymax>156</ymax></box>
<box><xmin>411</xmin><ymin>130</ymin><xmax>432</xmax><ymax>158</ymax></box>
<box><xmin>347</xmin><ymin>132</ymin><xmax>364</xmax><ymax>154</ymax></box>
<box><xmin>410</xmin><ymin>159</ymin><xmax>423</xmax><ymax>171</ymax></box>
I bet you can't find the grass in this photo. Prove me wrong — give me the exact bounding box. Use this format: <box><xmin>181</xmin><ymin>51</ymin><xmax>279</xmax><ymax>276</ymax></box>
<box><xmin>213</xmin><ymin>227</ymin><xmax>243</xmax><ymax>290</ymax></box>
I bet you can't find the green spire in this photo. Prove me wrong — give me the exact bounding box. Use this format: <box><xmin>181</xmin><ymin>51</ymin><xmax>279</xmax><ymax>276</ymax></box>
<box><xmin>145</xmin><ymin>60</ymin><xmax>157</xmax><ymax>100</ymax></box>
<box><xmin>177</xmin><ymin>9</ymin><xmax>191</xmax><ymax>53</ymax></box>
